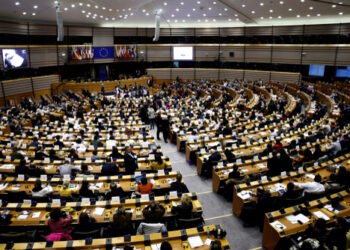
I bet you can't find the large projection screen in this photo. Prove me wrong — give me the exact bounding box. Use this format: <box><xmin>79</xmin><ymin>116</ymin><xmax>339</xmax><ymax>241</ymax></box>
<box><xmin>173</xmin><ymin>47</ymin><xmax>193</xmax><ymax>61</ymax></box>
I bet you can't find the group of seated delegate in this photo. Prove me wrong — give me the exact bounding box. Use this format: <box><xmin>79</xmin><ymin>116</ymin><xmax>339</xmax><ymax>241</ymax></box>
<box><xmin>0</xmin><ymin>84</ymin><xmax>213</xmax><ymax>247</ymax></box>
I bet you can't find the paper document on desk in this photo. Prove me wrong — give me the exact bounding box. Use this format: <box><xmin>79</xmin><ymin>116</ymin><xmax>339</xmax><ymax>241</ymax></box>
<box><xmin>270</xmin><ymin>221</ymin><xmax>286</xmax><ymax>231</ymax></box>
<box><xmin>256</xmin><ymin>164</ymin><xmax>265</xmax><ymax>169</ymax></box>
<box><xmin>313</xmin><ymin>211</ymin><xmax>330</xmax><ymax>221</ymax></box>
<box><xmin>151</xmin><ymin>244</ymin><xmax>161</xmax><ymax>250</ymax></box>
<box><xmin>0</xmin><ymin>183</ymin><xmax>8</xmax><ymax>191</ymax></box>
<box><xmin>18</xmin><ymin>214</ymin><xmax>28</xmax><ymax>220</ymax></box>
<box><xmin>294</xmin><ymin>214</ymin><xmax>310</xmax><ymax>224</ymax></box>
<box><xmin>237</xmin><ymin>191</ymin><xmax>252</xmax><ymax>200</ymax></box>
<box><xmin>204</xmin><ymin>239</ymin><xmax>213</xmax><ymax>246</ymax></box>
<box><xmin>0</xmin><ymin>164</ymin><xmax>14</xmax><ymax>169</ymax></box>
<box><xmin>32</xmin><ymin>212</ymin><xmax>41</xmax><ymax>218</ymax></box>
<box><xmin>286</xmin><ymin>215</ymin><xmax>298</xmax><ymax>224</ymax></box>
<box><xmin>305</xmin><ymin>174</ymin><xmax>315</xmax><ymax>179</ymax></box>
<box><xmin>324</xmin><ymin>204</ymin><xmax>339</xmax><ymax>214</ymax></box>
<box><xmin>188</xmin><ymin>235</ymin><xmax>204</xmax><ymax>248</ymax></box>
<box><xmin>93</xmin><ymin>207</ymin><xmax>105</xmax><ymax>216</ymax></box>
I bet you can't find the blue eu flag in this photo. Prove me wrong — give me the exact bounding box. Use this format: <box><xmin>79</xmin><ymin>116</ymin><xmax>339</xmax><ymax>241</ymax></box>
<box><xmin>93</xmin><ymin>47</ymin><xmax>114</xmax><ymax>59</ymax></box>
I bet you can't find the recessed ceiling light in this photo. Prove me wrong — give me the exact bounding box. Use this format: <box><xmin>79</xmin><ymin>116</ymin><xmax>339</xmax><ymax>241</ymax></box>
<box><xmin>142</xmin><ymin>9</ymin><xmax>146</xmax><ymax>12</ymax></box>
<box><xmin>236</xmin><ymin>18</ymin><xmax>239</xmax><ymax>21</ymax></box>
<box><xmin>224</xmin><ymin>8</ymin><xmax>228</xmax><ymax>11</ymax></box>
<box><xmin>269</xmin><ymin>16</ymin><xmax>273</xmax><ymax>19</ymax></box>
<box><xmin>167</xmin><ymin>19</ymin><xmax>170</xmax><ymax>22</ymax></box>
<box><xmin>175</xmin><ymin>19</ymin><xmax>178</xmax><ymax>22</ymax></box>
<box><xmin>339</xmin><ymin>12</ymin><xmax>343</xmax><ymax>15</ymax></box>
<box><xmin>130</xmin><ymin>13</ymin><xmax>134</xmax><ymax>16</ymax></box>
<box><xmin>279</xmin><ymin>1</ymin><xmax>284</xmax><ymax>4</ymax></box>
<box><xmin>22</xmin><ymin>11</ymin><xmax>26</xmax><ymax>15</ymax></box>
<box><xmin>64</xmin><ymin>7</ymin><xmax>68</xmax><ymax>11</ymax></box>
<box><xmin>296</xmin><ymin>14</ymin><xmax>300</xmax><ymax>18</ymax></box>
<box><xmin>251</xmin><ymin>10</ymin><xmax>255</xmax><ymax>14</ymax></box>
<box><xmin>101</xmin><ymin>7</ymin><xmax>106</xmax><ymax>10</ymax></box>
<box><xmin>71</xmin><ymin>4</ymin><xmax>75</xmax><ymax>8</ymax></box>
<box><xmin>205</xmin><ymin>19</ymin><xmax>208</xmax><ymax>22</ymax></box>
<box><xmin>112</xmin><ymin>17</ymin><xmax>115</xmax><ymax>20</ymax></box>
<box><xmin>92</xmin><ymin>16</ymin><xmax>96</xmax><ymax>19</ymax></box>
<box><xmin>317</xmin><ymin>13</ymin><xmax>321</xmax><ymax>16</ymax></box>
<box><xmin>208</xmin><ymin>7</ymin><xmax>212</xmax><ymax>10</ymax></box>
<box><xmin>86</xmin><ymin>4</ymin><xmax>90</xmax><ymax>7</ymax></box>
<box><xmin>182</xmin><ymin>19</ymin><xmax>185</xmax><ymax>22</ymax></box>
<box><xmin>288</xmin><ymin>8</ymin><xmax>292</xmax><ymax>11</ymax></box>
<box><xmin>164</xmin><ymin>2</ymin><xmax>167</xmax><ymax>5</ymax></box>
<box><xmin>242</xmin><ymin>4</ymin><xmax>246</xmax><ymax>7</ymax></box>
<box><xmin>197</xmin><ymin>19</ymin><xmax>201</xmax><ymax>22</ymax></box>
<box><xmin>171</xmin><ymin>14</ymin><xmax>175</xmax><ymax>17</ymax></box>
<box><xmin>260</xmin><ymin>16</ymin><xmax>264</xmax><ymax>19</ymax></box>
<box><xmin>192</xmin><ymin>8</ymin><xmax>196</xmax><ymax>11</ymax></box>
<box><xmin>109</xmin><ymin>8</ymin><xmax>112</xmax><ymax>11</ymax></box>
<box><xmin>228</xmin><ymin>18</ymin><xmax>232</xmax><ymax>21</ymax></box>
<box><xmin>54</xmin><ymin>1</ymin><xmax>58</xmax><ymax>4</ymax></box>
<box><xmin>181</xmin><ymin>2</ymin><xmax>184</xmax><ymax>5</ymax></box>
<box><xmin>100</xmin><ymin>15</ymin><xmax>103</xmax><ymax>18</ymax></box>
<box><xmin>278</xmin><ymin>15</ymin><xmax>282</xmax><ymax>19</ymax></box>
<box><xmin>82</xmin><ymin>10</ymin><xmax>86</xmax><ymax>13</ymax></box>
<box><xmin>203</xmin><ymin>13</ymin><xmax>206</xmax><ymax>16</ymax></box>
<box><xmin>234</xmin><ymin>14</ymin><xmax>238</xmax><ymax>17</ymax></box>
<box><xmin>332</xmin><ymin>5</ymin><xmax>336</xmax><ymax>8</ymax></box>
<box><xmin>339</xmin><ymin>2</ymin><xmax>343</xmax><ymax>4</ymax></box>
<box><xmin>309</xmin><ymin>6</ymin><xmax>314</xmax><ymax>10</ymax></box>
<box><xmin>269</xmin><ymin>9</ymin><xmax>273</xmax><ymax>13</ymax></box>
<box><xmin>260</xmin><ymin>3</ymin><xmax>264</xmax><ymax>6</ymax></box>
<box><xmin>105</xmin><ymin>17</ymin><xmax>109</xmax><ymax>20</ymax></box>
<box><xmin>197</xmin><ymin>1</ymin><xmax>200</xmax><ymax>4</ymax></box>
<box><xmin>79</xmin><ymin>3</ymin><xmax>83</xmax><ymax>6</ymax></box>
<box><xmin>94</xmin><ymin>5</ymin><xmax>98</xmax><ymax>9</ymax></box>
<box><xmin>300</xmin><ymin>0</ymin><xmax>305</xmax><ymax>2</ymax></box>
<box><xmin>213</xmin><ymin>19</ymin><xmax>216</xmax><ymax>22</ymax></box>
<box><xmin>33</xmin><ymin>5</ymin><xmax>38</xmax><ymax>9</ymax></box>
<box><xmin>32</xmin><ymin>12</ymin><xmax>36</xmax><ymax>16</ymax></box>
<box><xmin>128</xmin><ymin>8</ymin><xmax>131</xmax><ymax>11</ymax></box>
<box><xmin>307</xmin><ymin>14</ymin><xmax>311</xmax><ymax>17</ymax></box>
<box><xmin>213</xmin><ymin>1</ymin><xmax>216</xmax><ymax>4</ymax></box>
<box><xmin>119</xmin><ymin>15</ymin><xmax>123</xmax><ymax>18</ymax></box>
<box><xmin>187</xmin><ymin>14</ymin><xmax>191</xmax><ymax>17</ymax></box>
<box><xmin>176</xmin><ymin>8</ymin><xmax>179</xmax><ymax>11</ymax></box>
<box><xmin>146</xmin><ymin>12</ymin><xmax>149</xmax><ymax>16</ymax></box>
<box><xmin>218</xmin><ymin>13</ymin><xmax>222</xmax><ymax>16</ymax></box>
<box><xmin>15</xmin><ymin>2</ymin><xmax>20</xmax><ymax>5</ymax></box>
<box><xmin>88</xmin><ymin>12</ymin><xmax>91</xmax><ymax>15</ymax></box>
<box><xmin>86</xmin><ymin>15</ymin><xmax>89</xmax><ymax>18</ymax></box>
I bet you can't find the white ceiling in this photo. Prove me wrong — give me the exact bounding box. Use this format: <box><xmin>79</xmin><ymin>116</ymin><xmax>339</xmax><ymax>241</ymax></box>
<box><xmin>0</xmin><ymin>0</ymin><xmax>349</xmax><ymax>28</ymax></box>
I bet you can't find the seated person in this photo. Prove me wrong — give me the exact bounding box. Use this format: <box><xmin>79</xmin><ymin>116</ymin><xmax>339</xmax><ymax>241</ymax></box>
<box><xmin>101</xmin><ymin>157</ymin><xmax>118</xmax><ymax>176</ymax></box>
<box><xmin>79</xmin><ymin>180</ymin><xmax>96</xmax><ymax>198</ymax></box>
<box><xmin>105</xmin><ymin>182</ymin><xmax>127</xmax><ymax>200</ymax></box>
<box><xmin>312</xmin><ymin>144</ymin><xmax>325</xmax><ymax>161</ymax></box>
<box><xmin>293</xmin><ymin>174</ymin><xmax>325</xmax><ymax>195</ymax></box>
<box><xmin>171</xmin><ymin>194</ymin><xmax>193</xmax><ymax>219</ymax></box>
<box><xmin>160</xmin><ymin>241</ymin><xmax>172</xmax><ymax>250</ymax></box>
<box><xmin>283</xmin><ymin>182</ymin><xmax>302</xmax><ymax>200</ymax></box>
<box><xmin>136</xmin><ymin>222</ymin><xmax>167</xmax><ymax>235</ymax></box>
<box><xmin>137</xmin><ymin>177</ymin><xmax>153</xmax><ymax>195</ymax></box>
<box><xmin>47</xmin><ymin>208</ymin><xmax>73</xmax><ymax>241</ymax></box>
<box><xmin>224</xmin><ymin>149</ymin><xmax>236</xmax><ymax>163</ymax></box>
<box><xmin>75</xmin><ymin>212</ymin><xmax>97</xmax><ymax>231</ymax></box>
<box><xmin>77</xmin><ymin>164</ymin><xmax>91</xmax><ymax>177</ymax></box>
<box><xmin>326</xmin><ymin>137</ymin><xmax>342</xmax><ymax>157</ymax></box>
<box><xmin>109</xmin><ymin>147</ymin><xmax>123</xmax><ymax>160</ymax></box>
<box><xmin>31</xmin><ymin>179</ymin><xmax>53</xmax><ymax>198</ymax></box>
<box><xmin>15</xmin><ymin>159</ymin><xmax>29</xmax><ymax>175</ymax></box>
<box><xmin>58</xmin><ymin>160</ymin><xmax>80</xmax><ymax>176</ymax></box>
<box><xmin>170</xmin><ymin>173</ymin><xmax>189</xmax><ymax>193</ymax></box>
<box><xmin>34</xmin><ymin>145</ymin><xmax>49</xmax><ymax>160</ymax></box>
<box><xmin>142</xmin><ymin>200</ymin><xmax>166</xmax><ymax>223</ymax></box>
<box><xmin>225</xmin><ymin>165</ymin><xmax>249</xmax><ymax>185</ymax></box>
<box><xmin>210</xmin><ymin>240</ymin><xmax>222</xmax><ymax>250</ymax></box>
<box><xmin>150</xmin><ymin>155</ymin><xmax>167</xmax><ymax>171</ymax></box>
<box><xmin>59</xmin><ymin>181</ymin><xmax>78</xmax><ymax>198</ymax></box>
<box><xmin>335</xmin><ymin>166</ymin><xmax>349</xmax><ymax>186</ymax></box>
<box><xmin>108</xmin><ymin>206</ymin><xmax>133</xmax><ymax>237</ymax></box>
<box><xmin>324</xmin><ymin>174</ymin><xmax>344</xmax><ymax>192</ymax></box>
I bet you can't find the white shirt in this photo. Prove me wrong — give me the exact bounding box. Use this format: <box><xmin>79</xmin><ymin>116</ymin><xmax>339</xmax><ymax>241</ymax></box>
<box><xmin>106</xmin><ymin>139</ymin><xmax>117</xmax><ymax>148</ymax></box>
<box><xmin>327</xmin><ymin>141</ymin><xmax>342</xmax><ymax>156</ymax></box>
<box><xmin>294</xmin><ymin>181</ymin><xmax>325</xmax><ymax>194</ymax></box>
<box><xmin>32</xmin><ymin>185</ymin><xmax>53</xmax><ymax>197</ymax></box>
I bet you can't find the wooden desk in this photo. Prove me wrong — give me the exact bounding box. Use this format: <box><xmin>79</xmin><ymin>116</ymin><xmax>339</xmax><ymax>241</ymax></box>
<box><xmin>0</xmin><ymin>225</ymin><xmax>230</xmax><ymax>250</ymax></box>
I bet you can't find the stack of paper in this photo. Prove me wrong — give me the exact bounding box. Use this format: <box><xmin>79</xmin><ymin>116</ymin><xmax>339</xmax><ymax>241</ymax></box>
<box><xmin>188</xmin><ymin>236</ymin><xmax>204</xmax><ymax>248</ymax></box>
<box><xmin>313</xmin><ymin>211</ymin><xmax>330</xmax><ymax>221</ymax></box>
<box><xmin>93</xmin><ymin>207</ymin><xmax>105</xmax><ymax>216</ymax></box>
<box><xmin>237</xmin><ymin>191</ymin><xmax>252</xmax><ymax>200</ymax></box>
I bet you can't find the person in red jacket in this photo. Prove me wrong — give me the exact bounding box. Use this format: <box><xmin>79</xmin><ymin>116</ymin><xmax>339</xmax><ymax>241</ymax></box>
<box><xmin>47</xmin><ymin>208</ymin><xmax>73</xmax><ymax>240</ymax></box>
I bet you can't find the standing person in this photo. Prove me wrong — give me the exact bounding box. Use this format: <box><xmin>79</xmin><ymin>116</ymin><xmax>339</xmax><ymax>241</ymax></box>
<box><xmin>148</xmin><ymin>106</ymin><xmax>156</xmax><ymax>129</ymax></box>
<box><xmin>155</xmin><ymin>113</ymin><xmax>163</xmax><ymax>141</ymax></box>
<box><xmin>162</xmin><ymin>115</ymin><xmax>170</xmax><ymax>143</ymax></box>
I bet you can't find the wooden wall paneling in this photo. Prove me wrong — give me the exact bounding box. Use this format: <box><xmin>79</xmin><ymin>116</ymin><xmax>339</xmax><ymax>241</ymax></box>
<box><xmin>147</xmin><ymin>46</ymin><xmax>171</xmax><ymax>61</ymax></box>
<box><xmin>220</xmin><ymin>27</ymin><xmax>245</xmax><ymax>36</ymax></box>
<box><xmin>68</xmin><ymin>26</ymin><xmax>93</xmax><ymax>36</ymax></box>
<box><xmin>2</xmin><ymin>78</ymin><xmax>33</xmax><ymax>103</ymax></box>
<box><xmin>30</xmin><ymin>46</ymin><xmax>58</xmax><ymax>67</ymax></box>
<box><xmin>114</xmin><ymin>28</ymin><xmax>138</xmax><ymax>37</ymax></box>
<box><xmin>302</xmin><ymin>46</ymin><xmax>337</xmax><ymax>65</ymax></box>
<box><xmin>33</xmin><ymin>75</ymin><xmax>59</xmax><ymax>91</ymax></box>
<box><xmin>160</xmin><ymin>28</ymin><xmax>172</xmax><ymax>36</ymax></box>
<box><xmin>195</xmin><ymin>68</ymin><xmax>219</xmax><ymax>80</ymax></box>
<box><xmin>270</xmin><ymin>71</ymin><xmax>301</xmax><ymax>83</ymax></box>
<box><xmin>220</xmin><ymin>45</ymin><xmax>244</xmax><ymax>62</ymax></box>
<box><xmin>172</xmin><ymin>68</ymin><xmax>195</xmax><ymax>80</ymax></box>
<box><xmin>147</xmin><ymin>68</ymin><xmax>171</xmax><ymax>80</ymax></box>
<box><xmin>195</xmin><ymin>45</ymin><xmax>219</xmax><ymax>61</ymax></box>
<box><xmin>29</xmin><ymin>24</ymin><xmax>56</xmax><ymax>36</ymax></box>
<box><xmin>273</xmin><ymin>25</ymin><xmax>304</xmax><ymax>36</ymax></box>
<box><xmin>170</xmin><ymin>28</ymin><xmax>195</xmax><ymax>36</ymax></box>
<box><xmin>340</xmin><ymin>24</ymin><xmax>350</xmax><ymax>35</ymax></box>
<box><xmin>219</xmin><ymin>69</ymin><xmax>244</xmax><ymax>80</ymax></box>
<box><xmin>245</xmin><ymin>26</ymin><xmax>273</xmax><ymax>36</ymax></box>
<box><xmin>272</xmin><ymin>46</ymin><xmax>302</xmax><ymax>64</ymax></box>
<box><xmin>245</xmin><ymin>45</ymin><xmax>272</xmax><ymax>63</ymax></box>
<box><xmin>335</xmin><ymin>47</ymin><xmax>350</xmax><ymax>66</ymax></box>
<box><xmin>0</xmin><ymin>21</ymin><xmax>27</xmax><ymax>35</ymax></box>
<box><xmin>196</xmin><ymin>28</ymin><xmax>219</xmax><ymax>36</ymax></box>
<box><xmin>304</xmin><ymin>24</ymin><xmax>340</xmax><ymax>35</ymax></box>
<box><xmin>244</xmin><ymin>70</ymin><xmax>270</xmax><ymax>82</ymax></box>
<box><xmin>57</xmin><ymin>45</ymin><xmax>68</xmax><ymax>65</ymax></box>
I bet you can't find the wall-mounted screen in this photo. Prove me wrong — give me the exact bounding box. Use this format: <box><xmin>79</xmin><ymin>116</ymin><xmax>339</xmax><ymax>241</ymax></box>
<box><xmin>115</xmin><ymin>45</ymin><xmax>137</xmax><ymax>59</ymax></box>
<box><xmin>69</xmin><ymin>45</ymin><xmax>93</xmax><ymax>61</ymax></box>
<box><xmin>2</xmin><ymin>49</ymin><xmax>28</xmax><ymax>69</ymax></box>
<box><xmin>173</xmin><ymin>47</ymin><xmax>193</xmax><ymax>61</ymax></box>
<box><xmin>309</xmin><ymin>64</ymin><xmax>325</xmax><ymax>77</ymax></box>
<box><xmin>336</xmin><ymin>66</ymin><xmax>350</xmax><ymax>78</ymax></box>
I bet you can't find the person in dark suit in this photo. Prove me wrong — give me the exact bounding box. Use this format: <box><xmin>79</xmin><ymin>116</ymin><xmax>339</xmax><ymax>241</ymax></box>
<box><xmin>105</xmin><ymin>182</ymin><xmax>127</xmax><ymax>200</ymax></box>
<box><xmin>124</xmin><ymin>146</ymin><xmax>138</xmax><ymax>174</ymax></box>
<box><xmin>101</xmin><ymin>157</ymin><xmax>118</xmax><ymax>176</ymax></box>
<box><xmin>170</xmin><ymin>173</ymin><xmax>189</xmax><ymax>193</ymax></box>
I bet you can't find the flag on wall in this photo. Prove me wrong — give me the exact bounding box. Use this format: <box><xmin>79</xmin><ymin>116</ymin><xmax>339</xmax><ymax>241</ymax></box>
<box><xmin>115</xmin><ymin>45</ymin><xmax>137</xmax><ymax>59</ymax></box>
<box><xmin>93</xmin><ymin>47</ymin><xmax>114</xmax><ymax>59</ymax></box>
